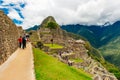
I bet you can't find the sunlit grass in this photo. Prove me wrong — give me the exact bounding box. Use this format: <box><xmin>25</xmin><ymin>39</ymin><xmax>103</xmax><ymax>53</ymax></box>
<box><xmin>33</xmin><ymin>48</ymin><xmax>92</xmax><ymax>80</ymax></box>
<box><xmin>44</xmin><ymin>43</ymin><xmax>64</xmax><ymax>49</ymax></box>
<box><xmin>70</xmin><ymin>58</ymin><xmax>83</xmax><ymax>63</ymax></box>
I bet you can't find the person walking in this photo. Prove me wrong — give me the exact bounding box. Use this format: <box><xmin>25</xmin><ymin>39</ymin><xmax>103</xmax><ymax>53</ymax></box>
<box><xmin>18</xmin><ymin>36</ymin><xmax>22</xmax><ymax>48</ymax></box>
<box><xmin>22</xmin><ymin>34</ymin><xmax>27</xmax><ymax>49</ymax></box>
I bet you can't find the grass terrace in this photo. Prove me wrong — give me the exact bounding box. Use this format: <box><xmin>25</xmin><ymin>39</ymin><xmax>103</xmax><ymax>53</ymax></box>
<box><xmin>44</xmin><ymin>43</ymin><xmax>64</xmax><ymax>49</ymax></box>
<box><xmin>33</xmin><ymin>48</ymin><xmax>92</xmax><ymax>80</ymax></box>
<box><xmin>70</xmin><ymin>58</ymin><xmax>84</xmax><ymax>63</ymax></box>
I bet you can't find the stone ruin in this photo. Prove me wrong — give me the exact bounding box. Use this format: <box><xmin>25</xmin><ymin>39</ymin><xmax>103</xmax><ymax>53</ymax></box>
<box><xmin>39</xmin><ymin>27</ymin><xmax>70</xmax><ymax>45</ymax></box>
<box><xmin>54</xmin><ymin>39</ymin><xmax>117</xmax><ymax>80</ymax></box>
<box><xmin>0</xmin><ymin>11</ymin><xmax>19</xmax><ymax>65</ymax></box>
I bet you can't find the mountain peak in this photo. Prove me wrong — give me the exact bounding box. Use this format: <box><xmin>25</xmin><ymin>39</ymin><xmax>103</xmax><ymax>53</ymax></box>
<box><xmin>46</xmin><ymin>16</ymin><xmax>56</xmax><ymax>22</ymax></box>
<box><xmin>40</xmin><ymin>16</ymin><xmax>57</xmax><ymax>28</ymax></box>
<box><xmin>103</xmin><ymin>22</ymin><xmax>111</xmax><ymax>26</ymax></box>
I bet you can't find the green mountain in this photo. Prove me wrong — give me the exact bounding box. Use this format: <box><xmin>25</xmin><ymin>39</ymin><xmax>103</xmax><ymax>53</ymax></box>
<box><xmin>27</xmin><ymin>16</ymin><xmax>120</xmax><ymax>79</ymax></box>
<box><xmin>61</xmin><ymin>22</ymin><xmax>120</xmax><ymax>79</ymax></box>
<box><xmin>37</xmin><ymin>16</ymin><xmax>105</xmax><ymax>63</ymax></box>
<box><xmin>26</xmin><ymin>25</ymin><xmax>39</xmax><ymax>32</ymax></box>
<box><xmin>27</xmin><ymin>19</ymin><xmax>120</xmax><ymax>68</ymax></box>
<box><xmin>61</xmin><ymin>21</ymin><xmax>120</xmax><ymax>48</ymax></box>
<box><xmin>99</xmin><ymin>35</ymin><xmax>120</xmax><ymax>67</ymax></box>
<box><xmin>61</xmin><ymin>21</ymin><xmax>120</xmax><ymax>68</ymax></box>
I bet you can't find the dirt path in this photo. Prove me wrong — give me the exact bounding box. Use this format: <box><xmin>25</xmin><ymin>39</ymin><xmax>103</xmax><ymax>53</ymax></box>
<box><xmin>0</xmin><ymin>43</ymin><xmax>35</xmax><ymax>80</ymax></box>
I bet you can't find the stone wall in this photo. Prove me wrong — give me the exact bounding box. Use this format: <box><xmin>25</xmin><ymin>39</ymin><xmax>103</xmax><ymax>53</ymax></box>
<box><xmin>39</xmin><ymin>27</ymin><xmax>71</xmax><ymax>45</ymax></box>
<box><xmin>0</xmin><ymin>11</ymin><xmax>19</xmax><ymax>65</ymax></box>
<box><xmin>17</xmin><ymin>26</ymin><xmax>25</xmax><ymax>36</ymax></box>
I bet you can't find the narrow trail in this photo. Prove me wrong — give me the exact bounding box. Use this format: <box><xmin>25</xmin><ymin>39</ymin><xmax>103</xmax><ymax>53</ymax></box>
<box><xmin>0</xmin><ymin>43</ymin><xmax>35</xmax><ymax>80</ymax></box>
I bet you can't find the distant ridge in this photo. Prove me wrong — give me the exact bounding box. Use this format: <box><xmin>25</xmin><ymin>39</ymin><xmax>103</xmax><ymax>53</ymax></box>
<box><xmin>61</xmin><ymin>21</ymin><xmax>120</xmax><ymax>70</ymax></box>
<box><xmin>26</xmin><ymin>25</ymin><xmax>39</xmax><ymax>31</ymax></box>
<box><xmin>61</xmin><ymin>21</ymin><xmax>120</xmax><ymax>48</ymax></box>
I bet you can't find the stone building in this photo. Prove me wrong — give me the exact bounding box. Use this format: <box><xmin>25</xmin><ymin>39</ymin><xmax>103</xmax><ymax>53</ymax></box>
<box><xmin>0</xmin><ymin>11</ymin><xmax>19</xmax><ymax>65</ymax></box>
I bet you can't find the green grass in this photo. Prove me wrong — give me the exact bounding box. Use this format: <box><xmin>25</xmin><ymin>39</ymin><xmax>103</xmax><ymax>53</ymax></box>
<box><xmin>70</xmin><ymin>58</ymin><xmax>83</xmax><ymax>63</ymax></box>
<box><xmin>33</xmin><ymin>48</ymin><xmax>92</xmax><ymax>80</ymax></box>
<box><xmin>44</xmin><ymin>43</ymin><xmax>64</xmax><ymax>49</ymax></box>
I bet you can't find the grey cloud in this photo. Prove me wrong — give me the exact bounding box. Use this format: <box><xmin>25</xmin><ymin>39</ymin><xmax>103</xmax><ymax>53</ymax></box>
<box><xmin>2</xmin><ymin>0</ymin><xmax>120</xmax><ymax>29</ymax></box>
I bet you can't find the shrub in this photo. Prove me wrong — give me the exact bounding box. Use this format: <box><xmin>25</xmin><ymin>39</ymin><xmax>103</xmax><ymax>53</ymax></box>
<box><xmin>47</xmin><ymin>22</ymin><xmax>58</xmax><ymax>29</ymax></box>
<box><xmin>29</xmin><ymin>32</ymin><xmax>32</xmax><ymax>35</ymax></box>
<box><xmin>37</xmin><ymin>41</ymin><xmax>44</xmax><ymax>49</ymax></box>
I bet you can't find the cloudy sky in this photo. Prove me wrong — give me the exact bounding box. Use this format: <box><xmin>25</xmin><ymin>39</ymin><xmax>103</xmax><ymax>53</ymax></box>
<box><xmin>0</xmin><ymin>0</ymin><xmax>120</xmax><ymax>29</ymax></box>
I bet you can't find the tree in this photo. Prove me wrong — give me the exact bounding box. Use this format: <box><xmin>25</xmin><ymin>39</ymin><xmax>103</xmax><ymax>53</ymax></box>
<box><xmin>47</xmin><ymin>22</ymin><xmax>58</xmax><ymax>29</ymax></box>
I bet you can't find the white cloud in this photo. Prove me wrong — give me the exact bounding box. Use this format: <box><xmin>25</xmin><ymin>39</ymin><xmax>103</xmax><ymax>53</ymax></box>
<box><xmin>2</xmin><ymin>0</ymin><xmax>120</xmax><ymax>29</ymax></box>
<box><xmin>3</xmin><ymin>0</ymin><xmax>25</xmax><ymax>4</ymax></box>
<box><xmin>7</xmin><ymin>9</ymin><xmax>23</xmax><ymax>21</ymax></box>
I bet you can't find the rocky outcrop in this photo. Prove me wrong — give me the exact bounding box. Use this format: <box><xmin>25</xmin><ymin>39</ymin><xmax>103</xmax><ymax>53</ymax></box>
<box><xmin>39</xmin><ymin>16</ymin><xmax>72</xmax><ymax>45</ymax></box>
<box><xmin>85</xmin><ymin>57</ymin><xmax>117</xmax><ymax>80</ymax></box>
<box><xmin>0</xmin><ymin>11</ymin><xmax>19</xmax><ymax>65</ymax></box>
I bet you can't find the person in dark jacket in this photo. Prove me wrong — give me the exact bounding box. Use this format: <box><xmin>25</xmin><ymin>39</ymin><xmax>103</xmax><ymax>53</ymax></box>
<box><xmin>22</xmin><ymin>34</ymin><xmax>27</xmax><ymax>49</ymax></box>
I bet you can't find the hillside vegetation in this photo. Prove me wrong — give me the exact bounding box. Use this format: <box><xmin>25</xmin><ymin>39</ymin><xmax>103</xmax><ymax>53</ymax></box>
<box><xmin>61</xmin><ymin>23</ymin><xmax>120</xmax><ymax>79</ymax></box>
<box><xmin>99</xmin><ymin>36</ymin><xmax>120</xmax><ymax>66</ymax></box>
<box><xmin>33</xmin><ymin>48</ymin><xmax>92</xmax><ymax>80</ymax></box>
<box><xmin>61</xmin><ymin>21</ymin><xmax>120</xmax><ymax>48</ymax></box>
<box><xmin>28</xmin><ymin>16</ymin><xmax>119</xmax><ymax>79</ymax></box>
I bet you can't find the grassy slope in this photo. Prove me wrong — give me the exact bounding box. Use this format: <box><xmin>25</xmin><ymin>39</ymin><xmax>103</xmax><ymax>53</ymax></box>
<box><xmin>33</xmin><ymin>48</ymin><xmax>92</xmax><ymax>80</ymax></box>
<box><xmin>44</xmin><ymin>44</ymin><xmax>64</xmax><ymax>49</ymax></box>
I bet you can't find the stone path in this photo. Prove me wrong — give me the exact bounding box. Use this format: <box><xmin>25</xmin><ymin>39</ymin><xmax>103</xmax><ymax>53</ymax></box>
<box><xmin>0</xmin><ymin>43</ymin><xmax>35</xmax><ymax>80</ymax></box>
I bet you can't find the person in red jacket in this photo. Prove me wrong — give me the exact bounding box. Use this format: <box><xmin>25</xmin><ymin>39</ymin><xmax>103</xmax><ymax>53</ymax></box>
<box><xmin>18</xmin><ymin>36</ymin><xmax>22</xmax><ymax>48</ymax></box>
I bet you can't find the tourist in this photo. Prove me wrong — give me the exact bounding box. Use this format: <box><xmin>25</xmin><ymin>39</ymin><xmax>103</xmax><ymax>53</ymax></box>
<box><xmin>18</xmin><ymin>36</ymin><xmax>22</xmax><ymax>48</ymax></box>
<box><xmin>26</xmin><ymin>34</ymin><xmax>30</xmax><ymax>42</ymax></box>
<box><xmin>22</xmin><ymin>34</ymin><xmax>27</xmax><ymax>49</ymax></box>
